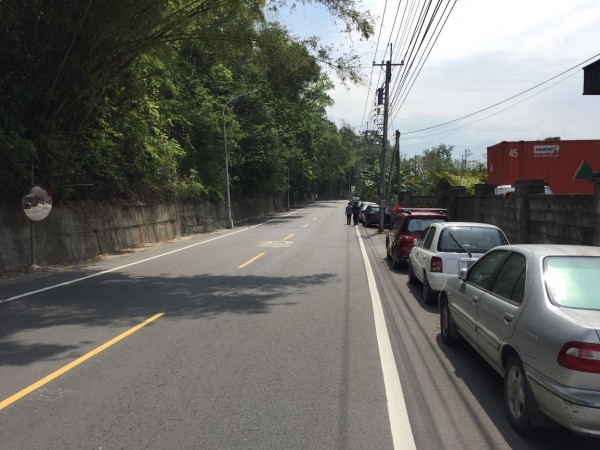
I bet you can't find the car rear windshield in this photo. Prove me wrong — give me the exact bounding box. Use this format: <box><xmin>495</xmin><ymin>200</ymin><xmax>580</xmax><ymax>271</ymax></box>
<box><xmin>439</xmin><ymin>227</ymin><xmax>508</xmax><ymax>253</ymax></box>
<box><xmin>544</xmin><ymin>257</ymin><xmax>600</xmax><ymax>309</ymax></box>
<box><xmin>404</xmin><ymin>217</ymin><xmax>446</xmax><ymax>233</ymax></box>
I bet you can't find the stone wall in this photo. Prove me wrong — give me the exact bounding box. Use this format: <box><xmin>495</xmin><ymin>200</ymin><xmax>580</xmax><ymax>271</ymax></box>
<box><xmin>399</xmin><ymin>176</ymin><xmax>600</xmax><ymax>247</ymax></box>
<box><xmin>0</xmin><ymin>195</ymin><xmax>284</xmax><ymax>274</ymax></box>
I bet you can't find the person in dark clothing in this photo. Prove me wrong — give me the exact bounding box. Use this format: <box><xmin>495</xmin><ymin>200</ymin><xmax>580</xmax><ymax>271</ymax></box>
<box><xmin>345</xmin><ymin>201</ymin><xmax>353</xmax><ymax>225</ymax></box>
<box><xmin>351</xmin><ymin>202</ymin><xmax>361</xmax><ymax>226</ymax></box>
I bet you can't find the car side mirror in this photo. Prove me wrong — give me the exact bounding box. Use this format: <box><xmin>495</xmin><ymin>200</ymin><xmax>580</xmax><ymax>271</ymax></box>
<box><xmin>458</xmin><ymin>268</ymin><xmax>468</xmax><ymax>280</ymax></box>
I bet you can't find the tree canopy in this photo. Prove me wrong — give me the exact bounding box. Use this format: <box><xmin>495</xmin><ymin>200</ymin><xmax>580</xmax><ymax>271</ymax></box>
<box><xmin>0</xmin><ymin>0</ymin><xmax>483</xmax><ymax>207</ymax></box>
<box><xmin>0</xmin><ymin>0</ymin><xmax>372</xmax><ymax>205</ymax></box>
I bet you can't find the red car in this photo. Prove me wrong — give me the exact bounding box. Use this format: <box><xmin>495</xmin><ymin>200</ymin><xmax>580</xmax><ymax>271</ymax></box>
<box><xmin>386</xmin><ymin>208</ymin><xmax>449</xmax><ymax>269</ymax></box>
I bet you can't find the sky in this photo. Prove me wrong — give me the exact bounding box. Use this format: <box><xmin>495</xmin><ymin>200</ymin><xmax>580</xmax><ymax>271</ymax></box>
<box><xmin>270</xmin><ymin>0</ymin><xmax>600</xmax><ymax>162</ymax></box>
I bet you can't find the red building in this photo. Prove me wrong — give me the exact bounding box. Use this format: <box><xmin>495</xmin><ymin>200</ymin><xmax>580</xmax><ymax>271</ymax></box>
<box><xmin>487</xmin><ymin>140</ymin><xmax>600</xmax><ymax>194</ymax></box>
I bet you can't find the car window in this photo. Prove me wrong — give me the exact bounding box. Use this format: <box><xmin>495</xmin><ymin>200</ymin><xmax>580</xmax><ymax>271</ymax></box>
<box><xmin>422</xmin><ymin>227</ymin><xmax>436</xmax><ymax>250</ymax></box>
<box><xmin>544</xmin><ymin>257</ymin><xmax>600</xmax><ymax>309</ymax></box>
<box><xmin>467</xmin><ymin>250</ymin><xmax>508</xmax><ymax>289</ymax></box>
<box><xmin>404</xmin><ymin>217</ymin><xmax>446</xmax><ymax>233</ymax></box>
<box><xmin>439</xmin><ymin>227</ymin><xmax>508</xmax><ymax>253</ymax></box>
<box><xmin>417</xmin><ymin>227</ymin><xmax>431</xmax><ymax>248</ymax></box>
<box><xmin>490</xmin><ymin>252</ymin><xmax>526</xmax><ymax>304</ymax></box>
<box><xmin>416</xmin><ymin>227</ymin><xmax>429</xmax><ymax>248</ymax></box>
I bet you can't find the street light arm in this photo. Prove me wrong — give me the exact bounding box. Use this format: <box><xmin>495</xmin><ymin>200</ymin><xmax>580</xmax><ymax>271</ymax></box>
<box><xmin>223</xmin><ymin>89</ymin><xmax>258</xmax><ymax>110</ymax></box>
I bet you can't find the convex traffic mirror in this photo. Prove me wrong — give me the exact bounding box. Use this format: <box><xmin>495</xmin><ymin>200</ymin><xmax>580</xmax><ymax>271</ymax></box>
<box><xmin>22</xmin><ymin>185</ymin><xmax>52</xmax><ymax>221</ymax></box>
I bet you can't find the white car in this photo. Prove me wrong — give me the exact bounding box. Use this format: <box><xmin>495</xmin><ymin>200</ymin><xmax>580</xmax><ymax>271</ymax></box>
<box><xmin>495</xmin><ymin>184</ymin><xmax>553</xmax><ymax>195</ymax></box>
<box><xmin>408</xmin><ymin>222</ymin><xmax>509</xmax><ymax>304</ymax></box>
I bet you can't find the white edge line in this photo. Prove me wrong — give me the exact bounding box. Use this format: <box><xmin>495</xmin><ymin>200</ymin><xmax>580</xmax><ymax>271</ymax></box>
<box><xmin>1</xmin><ymin>211</ymin><xmax>298</xmax><ymax>304</ymax></box>
<box><xmin>355</xmin><ymin>226</ymin><xmax>416</xmax><ymax>450</ymax></box>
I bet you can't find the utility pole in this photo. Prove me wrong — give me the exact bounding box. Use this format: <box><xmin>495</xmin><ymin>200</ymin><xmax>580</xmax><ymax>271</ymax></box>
<box><xmin>395</xmin><ymin>130</ymin><xmax>402</xmax><ymax>201</ymax></box>
<box><xmin>386</xmin><ymin>132</ymin><xmax>398</xmax><ymax>206</ymax></box>
<box><xmin>373</xmin><ymin>45</ymin><xmax>403</xmax><ymax>232</ymax></box>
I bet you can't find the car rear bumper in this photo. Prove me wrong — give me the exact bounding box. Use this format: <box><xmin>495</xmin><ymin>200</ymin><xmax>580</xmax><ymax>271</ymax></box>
<box><xmin>427</xmin><ymin>272</ymin><xmax>456</xmax><ymax>292</ymax></box>
<box><xmin>528</xmin><ymin>367</ymin><xmax>600</xmax><ymax>436</ymax></box>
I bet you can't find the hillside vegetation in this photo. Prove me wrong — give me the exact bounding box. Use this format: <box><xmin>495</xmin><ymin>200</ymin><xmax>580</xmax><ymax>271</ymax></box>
<box><xmin>0</xmin><ymin>0</ymin><xmax>375</xmax><ymax>206</ymax></box>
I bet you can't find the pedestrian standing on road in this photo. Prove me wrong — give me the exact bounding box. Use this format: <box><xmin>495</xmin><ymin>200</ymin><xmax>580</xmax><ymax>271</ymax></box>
<box><xmin>352</xmin><ymin>202</ymin><xmax>361</xmax><ymax>226</ymax></box>
<box><xmin>345</xmin><ymin>201</ymin><xmax>353</xmax><ymax>225</ymax></box>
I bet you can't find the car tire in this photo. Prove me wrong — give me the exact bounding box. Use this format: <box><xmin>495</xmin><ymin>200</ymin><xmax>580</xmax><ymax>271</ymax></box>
<box><xmin>504</xmin><ymin>355</ymin><xmax>535</xmax><ymax>434</ymax></box>
<box><xmin>407</xmin><ymin>261</ymin><xmax>418</xmax><ymax>284</ymax></box>
<box><xmin>392</xmin><ymin>253</ymin><xmax>402</xmax><ymax>270</ymax></box>
<box><xmin>440</xmin><ymin>295</ymin><xmax>459</xmax><ymax>345</ymax></box>
<box><xmin>422</xmin><ymin>274</ymin><xmax>436</xmax><ymax>305</ymax></box>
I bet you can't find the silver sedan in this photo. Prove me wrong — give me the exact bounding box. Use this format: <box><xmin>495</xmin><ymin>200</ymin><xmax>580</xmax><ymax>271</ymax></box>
<box><xmin>438</xmin><ymin>244</ymin><xmax>600</xmax><ymax>437</ymax></box>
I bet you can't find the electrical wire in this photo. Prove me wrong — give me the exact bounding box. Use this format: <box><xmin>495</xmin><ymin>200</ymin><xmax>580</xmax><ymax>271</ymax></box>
<box><xmin>401</xmin><ymin>52</ymin><xmax>600</xmax><ymax>136</ymax></box>
<box><xmin>400</xmin><ymin>69</ymin><xmax>581</xmax><ymax>141</ymax></box>
<box><xmin>360</xmin><ymin>0</ymin><xmax>455</xmax><ymax>135</ymax></box>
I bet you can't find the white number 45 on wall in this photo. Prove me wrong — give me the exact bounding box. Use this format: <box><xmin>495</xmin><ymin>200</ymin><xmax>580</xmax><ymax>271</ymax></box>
<box><xmin>509</xmin><ymin>149</ymin><xmax>519</xmax><ymax>157</ymax></box>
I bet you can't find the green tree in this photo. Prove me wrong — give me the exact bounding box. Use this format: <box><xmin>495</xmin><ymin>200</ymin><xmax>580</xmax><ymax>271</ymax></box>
<box><xmin>0</xmin><ymin>0</ymin><xmax>374</xmax><ymax>205</ymax></box>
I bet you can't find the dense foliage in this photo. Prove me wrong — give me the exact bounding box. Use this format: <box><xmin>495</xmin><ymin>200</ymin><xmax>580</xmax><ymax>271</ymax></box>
<box><xmin>0</xmin><ymin>0</ymin><xmax>372</xmax><ymax>205</ymax></box>
<box><xmin>356</xmin><ymin>143</ymin><xmax>487</xmax><ymax>202</ymax></box>
<box><xmin>0</xmin><ymin>0</ymin><xmax>484</xmax><ymax>208</ymax></box>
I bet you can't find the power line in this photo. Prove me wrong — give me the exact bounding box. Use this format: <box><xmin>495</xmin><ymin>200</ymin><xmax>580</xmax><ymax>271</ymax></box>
<box><xmin>400</xmin><ymin>70</ymin><xmax>581</xmax><ymax>141</ymax></box>
<box><xmin>402</xmin><ymin>52</ymin><xmax>600</xmax><ymax>136</ymax></box>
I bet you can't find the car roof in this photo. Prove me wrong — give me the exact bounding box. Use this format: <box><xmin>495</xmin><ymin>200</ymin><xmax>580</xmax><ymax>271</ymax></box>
<box><xmin>433</xmin><ymin>222</ymin><xmax>502</xmax><ymax>229</ymax></box>
<box><xmin>490</xmin><ymin>244</ymin><xmax>600</xmax><ymax>257</ymax></box>
<box><xmin>398</xmin><ymin>208</ymin><xmax>447</xmax><ymax>215</ymax></box>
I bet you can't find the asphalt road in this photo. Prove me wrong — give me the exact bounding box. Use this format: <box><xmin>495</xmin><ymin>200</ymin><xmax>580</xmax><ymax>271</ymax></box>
<box><xmin>1</xmin><ymin>200</ymin><xmax>599</xmax><ymax>449</ymax></box>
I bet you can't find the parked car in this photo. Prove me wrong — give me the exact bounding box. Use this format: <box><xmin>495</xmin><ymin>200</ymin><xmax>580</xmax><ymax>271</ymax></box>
<box><xmin>361</xmin><ymin>204</ymin><xmax>390</xmax><ymax>227</ymax></box>
<box><xmin>439</xmin><ymin>244</ymin><xmax>600</xmax><ymax>437</ymax></box>
<box><xmin>495</xmin><ymin>184</ymin><xmax>553</xmax><ymax>195</ymax></box>
<box><xmin>358</xmin><ymin>202</ymin><xmax>377</xmax><ymax>224</ymax></box>
<box><xmin>408</xmin><ymin>222</ymin><xmax>509</xmax><ymax>304</ymax></box>
<box><xmin>386</xmin><ymin>208</ymin><xmax>449</xmax><ymax>269</ymax></box>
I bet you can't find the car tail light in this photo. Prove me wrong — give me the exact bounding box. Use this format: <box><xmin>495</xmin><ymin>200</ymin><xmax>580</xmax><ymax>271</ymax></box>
<box><xmin>557</xmin><ymin>342</ymin><xmax>600</xmax><ymax>373</ymax></box>
<box><xmin>431</xmin><ymin>256</ymin><xmax>443</xmax><ymax>273</ymax></box>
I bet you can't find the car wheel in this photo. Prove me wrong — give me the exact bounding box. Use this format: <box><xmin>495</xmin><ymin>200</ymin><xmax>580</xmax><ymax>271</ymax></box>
<box><xmin>504</xmin><ymin>355</ymin><xmax>535</xmax><ymax>434</ymax></box>
<box><xmin>422</xmin><ymin>274</ymin><xmax>436</xmax><ymax>305</ymax></box>
<box><xmin>440</xmin><ymin>295</ymin><xmax>459</xmax><ymax>345</ymax></box>
<box><xmin>407</xmin><ymin>261</ymin><xmax>418</xmax><ymax>284</ymax></box>
<box><xmin>392</xmin><ymin>253</ymin><xmax>402</xmax><ymax>270</ymax></box>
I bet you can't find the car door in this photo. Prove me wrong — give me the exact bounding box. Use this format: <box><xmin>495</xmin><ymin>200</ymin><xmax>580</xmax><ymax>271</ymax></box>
<box><xmin>411</xmin><ymin>226</ymin><xmax>435</xmax><ymax>282</ymax></box>
<box><xmin>449</xmin><ymin>250</ymin><xmax>509</xmax><ymax>347</ymax></box>
<box><xmin>475</xmin><ymin>251</ymin><xmax>527</xmax><ymax>368</ymax></box>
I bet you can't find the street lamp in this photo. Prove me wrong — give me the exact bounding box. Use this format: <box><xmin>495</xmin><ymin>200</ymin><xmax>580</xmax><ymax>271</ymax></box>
<box><xmin>222</xmin><ymin>89</ymin><xmax>257</xmax><ymax>229</ymax></box>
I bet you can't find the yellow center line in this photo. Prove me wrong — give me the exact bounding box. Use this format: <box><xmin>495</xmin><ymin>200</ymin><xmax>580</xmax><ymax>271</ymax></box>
<box><xmin>0</xmin><ymin>312</ymin><xmax>165</xmax><ymax>411</ymax></box>
<box><xmin>238</xmin><ymin>252</ymin><xmax>265</xmax><ymax>269</ymax></box>
<box><xmin>303</xmin><ymin>224</ymin><xmax>309</xmax><ymax>228</ymax></box>
<box><xmin>313</xmin><ymin>217</ymin><xmax>317</xmax><ymax>221</ymax></box>
<box><xmin>283</xmin><ymin>233</ymin><xmax>294</xmax><ymax>241</ymax></box>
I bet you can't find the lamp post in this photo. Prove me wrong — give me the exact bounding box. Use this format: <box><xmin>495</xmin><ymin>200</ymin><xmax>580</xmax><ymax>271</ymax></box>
<box><xmin>222</xmin><ymin>89</ymin><xmax>256</xmax><ymax>229</ymax></box>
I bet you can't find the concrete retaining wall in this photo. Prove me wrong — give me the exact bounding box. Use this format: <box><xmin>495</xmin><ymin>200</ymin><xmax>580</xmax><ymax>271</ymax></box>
<box><xmin>0</xmin><ymin>195</ymin><xmax>284</xmax><ymax>274</ymax></box>
<box><xmin>399</xmin><ymin>176</ymin><xmax>600</xmax><ymax>247</ymax></box>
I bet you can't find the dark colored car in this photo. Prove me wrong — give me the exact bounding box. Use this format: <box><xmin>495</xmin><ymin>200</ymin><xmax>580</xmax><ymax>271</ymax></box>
<box><xmin>362</xmin><ymin>205</ymin><xmax>390</xmax><ymax>227</ymax></box>
<box><xmin>358</xmin><ymin>202</ymin><xmax>377</xmax><ymax>224</ymax></box>
<box><xmin>386</xmin><ymin>208</ymin><xmax>449</xmax><ymax>269</ymax></box>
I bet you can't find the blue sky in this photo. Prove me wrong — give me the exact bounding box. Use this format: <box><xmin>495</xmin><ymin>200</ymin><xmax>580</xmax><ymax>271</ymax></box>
<box><xmin>269</xmin><ymin>0</ymin><xmax>600</xmax><ymax>162</ymax></box>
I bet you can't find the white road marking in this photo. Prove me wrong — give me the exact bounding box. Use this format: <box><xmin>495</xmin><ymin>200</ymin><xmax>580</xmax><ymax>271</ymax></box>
<box><xmin>1</xmin><ymin>211</ymin><xmax>298</xmax><ymax>304</ymax></box>
<box><xmin>355</xmin><ymin>226</ymin><xmax>417</xmax><ymax>450</ymax></box>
